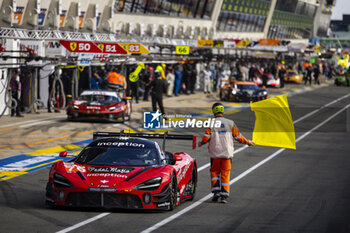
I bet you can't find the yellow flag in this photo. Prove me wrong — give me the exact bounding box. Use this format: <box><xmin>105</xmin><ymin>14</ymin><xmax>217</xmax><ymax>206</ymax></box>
<box><xmin>250</xmin><ymin>95</ymin><xmax>296</xmax><ymax>149</ymax></box>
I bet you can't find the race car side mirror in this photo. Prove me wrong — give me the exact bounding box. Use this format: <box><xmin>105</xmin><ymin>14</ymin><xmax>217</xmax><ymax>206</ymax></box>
<box><xmin>174</xmin><ymin>155</ymin><xmax>183</xmax><ymax>162</ymax></box>
<box><xmin>59</xmin><ymin>151</ymin><xmax>68</xmax><ymax>157</ymax></box>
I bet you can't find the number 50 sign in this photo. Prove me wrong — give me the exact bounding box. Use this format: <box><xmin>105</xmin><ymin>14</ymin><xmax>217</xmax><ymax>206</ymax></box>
<box><xmin>60</xmin><ymin>40</ymin><xmax>102</xmax><ymax>53</ymax></box>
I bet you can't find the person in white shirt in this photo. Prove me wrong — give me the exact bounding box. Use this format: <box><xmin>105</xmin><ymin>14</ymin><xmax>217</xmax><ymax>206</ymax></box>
<box><xmin>203</xmin><ymin>66</ymin><xmax>212</xmax><ymax>94</ymax></box>
<box><xmin>166</xmin><ymin>68</ymin><xmax>175</xmax><ymax>97</ymax></box>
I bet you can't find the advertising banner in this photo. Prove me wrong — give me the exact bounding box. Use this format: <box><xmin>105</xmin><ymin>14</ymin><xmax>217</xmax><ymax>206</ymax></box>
<box><xmin>45</xmin><ymin>41</ymin><xmax>66</xmax><ymax>57</ymax></box>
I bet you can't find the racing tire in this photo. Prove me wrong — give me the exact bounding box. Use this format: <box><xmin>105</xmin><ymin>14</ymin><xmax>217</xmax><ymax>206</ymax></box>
<box><xmin>188</xmin><ymin>165</ymin><xmax>197</xmax><ymax>201</ymax></box>
<box><xmin>168</xmin><ymin>173</ymin><xmax>179</xmax><ymax>211</ymax></box>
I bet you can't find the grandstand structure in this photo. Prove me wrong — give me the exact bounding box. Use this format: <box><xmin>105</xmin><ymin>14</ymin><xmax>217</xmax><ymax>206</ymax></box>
<box><xmin>0</xmin><ymin>0</ymin><xmax>335</xmax><ymax>42</ymax></box>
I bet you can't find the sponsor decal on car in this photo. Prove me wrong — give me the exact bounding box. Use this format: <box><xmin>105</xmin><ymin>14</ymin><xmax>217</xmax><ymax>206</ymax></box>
<box><xmin>157</xmin><ymin>202</ymin><xmax>170</xmax><ymax>207</ymax></box>
<box><xmin>96</xmin><ymin>142</ymin><xmax>145</xmax><ymax>147</ymax></box>
<box><xmin>87</xmin><ymin>188</ymin><xmax>118</xmax><ymax>192</ymax></box>
<box><xmin>86</xmin><ymin>173</ymin><xmax>128</xmax><ymax>178</ymax></box>
<box><xmin>88</xmin><ymin>167</ymin><xmax>134</xmax><ymax>173</ymax></box>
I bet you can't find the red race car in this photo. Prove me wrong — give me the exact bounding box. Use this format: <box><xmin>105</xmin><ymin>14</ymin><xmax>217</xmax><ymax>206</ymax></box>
<box><xmin>66</xmin><ymin>90</ymin><xmax>132</xmax><ymax>122</ymax></box>
<box><xmin>46</xmin><ymin>132</ymin><xmax>197</xmax><ymax>210</ymax></box>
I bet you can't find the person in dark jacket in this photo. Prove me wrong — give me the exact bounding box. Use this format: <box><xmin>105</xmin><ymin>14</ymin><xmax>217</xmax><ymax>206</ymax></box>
<box><xmin>11</xmin><ymin>69</ymin><xmax>23</xmax><ymax>117</ymax></box>
<box><xmin>313</xmin><ymin>64</ymin><xmax>320</xmax><ymax>85</ymax></box>
<box><xmin>151</xmin><ymin>70</ymin><xmax>167</xmax><ymax>115</ymax></box>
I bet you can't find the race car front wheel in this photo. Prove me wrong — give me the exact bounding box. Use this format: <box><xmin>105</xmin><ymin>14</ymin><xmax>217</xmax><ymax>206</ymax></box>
<box><xmin>168</xmin><ymin>173</ymin><xmax>179</xmax><ymax>211</ymax></box>
<box><xmin>188</xmin><ymin>165</ymin><xmax>197</xmax><ymax>201</ymax></box>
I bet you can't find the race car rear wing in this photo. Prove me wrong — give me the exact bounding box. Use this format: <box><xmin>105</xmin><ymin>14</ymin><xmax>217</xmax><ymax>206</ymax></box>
<box><xmin>93</xmin><ymin>131</ymin><xmax>197</xmax><ymax>150</ymax></box>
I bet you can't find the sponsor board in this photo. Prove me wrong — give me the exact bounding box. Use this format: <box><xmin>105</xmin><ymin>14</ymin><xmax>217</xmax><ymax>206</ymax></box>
<box><xmin>45</xmin><ymin>41</ymin><xmax>66</xmax><ymax>57</ymax></box>
<box><xmin>77</xmin><ymin>53</ymin><xmax>94</xmax><ymax>66</ymax></box>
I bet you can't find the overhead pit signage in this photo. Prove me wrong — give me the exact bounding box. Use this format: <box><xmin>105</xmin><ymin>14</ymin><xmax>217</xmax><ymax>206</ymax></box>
<box><xmin>258</xmin><ymin>39</ymin><xmax>281</xmax><ymax>46</ymax></box>
<box><xmin>60</xmin><ymin>40</ymin><xmax>102</xmax><ymax>53</ymax></box>
<box><xmin>214</xmin><ymin>40</ymin><xmax>224</xmax><ymax>47</ymax></box>
<box><xmin>14</xmin><ymin>6</ymin><xmax>24</xmax><ymax>25</ymax></box>
<box><xmin>236</xmin><ymin>40</ymin><xmax>252</xmax><ymax>47</ymax></box>
<box><xmin>96</xmin><ymin>42</ymin><xmax>128</xmax><ymax>55</ymax></box>
<box><xmin>38</xmin><ymin>8</ymin><xmax>47</xmax><ymax>26</ymax></box>
<box><xmin>176</xmin><ymin>46</ymin><xmax>190</xmax><ymax>55</ymax></box>
<box><xmin>223</xmin><ymin>39</ymin><xmax>236</xmax><ymax>48</ymax></box>
<box><xmin>119</xmin><ymin>43</ymin><xmax>149</xmax><ymax>54</ymax></box>
<box><xmin>59</xmin><ymin>10</ymin><xmax>67</xmax><ymax>27</ymax></box>
<box><xmin>198</xmin><ymin>40</ymin><xmax>214</xmax><ymax>47</ymax></box>
<box><xmin>77</xmin><ymin>53</ymin><xmax>94</xmax><ymax>66</ymax></box>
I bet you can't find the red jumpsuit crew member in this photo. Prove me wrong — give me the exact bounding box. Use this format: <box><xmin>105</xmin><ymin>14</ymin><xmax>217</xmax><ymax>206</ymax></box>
<box><xmin>199</xmin><ymin>103</ymin><xmax>254</xmax><ymax>203</ymax></box>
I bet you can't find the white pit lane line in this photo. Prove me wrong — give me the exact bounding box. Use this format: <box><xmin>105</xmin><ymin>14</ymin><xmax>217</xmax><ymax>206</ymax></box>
<box><xmin>55</xmin><ymin>94</ymin><xmax>350</xmax><ymax>233</ymax></box>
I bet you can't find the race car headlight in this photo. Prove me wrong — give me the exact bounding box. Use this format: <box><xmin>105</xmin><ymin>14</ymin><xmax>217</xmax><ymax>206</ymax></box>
<box><xmin>108</xmin><ymin>106</ymin><xmax>122</xmax><ymax>112</ymax></box>
<box><xmin>134</xmin><ymin>177</ymin><xmax>162</xmax><ymax>191</ymax></box>
<box><xmin>53</xmin><ymin>173</ymin><xmax>73</xmax><ymax>188</ymax></box>
<box><xmin>73</xmin><ymin>105</ymin><xmax>80</xmax><ymax>110</ymax></box>
<box><xmin>262</xmin><ymin>91</ymin><xmax>267</xmax><ymax>95</ymax></box>
<box><xmin>232</xmin><ymin>89</ymin><xmax>237</xmax><ymax>95</ymax></box>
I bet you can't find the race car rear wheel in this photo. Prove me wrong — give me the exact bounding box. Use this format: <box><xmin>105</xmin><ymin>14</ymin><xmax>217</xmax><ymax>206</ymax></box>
<box><xmin>168</xmin><ymin>174</ymin><xmax>178</xmax><ymax>210</ymax></box>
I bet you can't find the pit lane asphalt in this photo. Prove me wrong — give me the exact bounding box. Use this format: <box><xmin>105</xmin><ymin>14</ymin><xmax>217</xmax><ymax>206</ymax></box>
<box><xmin>1</xmin><ymin>84</ymin><xmax>350</xmax><ymax>233</ymax></box>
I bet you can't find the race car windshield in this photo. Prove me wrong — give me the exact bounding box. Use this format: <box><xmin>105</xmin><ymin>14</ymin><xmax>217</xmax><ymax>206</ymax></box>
<box><xmin>75</xmin><ymin>147</ymin><xmax>160</xmax><ymax>166</ymax></box>
<box><xmin>237</xmin><ymin>85</ymin><xmax>259</xmax><ymax>90</ymax></box>
<box><xmin>79</xmin><ymin>94</ymin><xmax>121</xmax><ymax>104</ymax></box>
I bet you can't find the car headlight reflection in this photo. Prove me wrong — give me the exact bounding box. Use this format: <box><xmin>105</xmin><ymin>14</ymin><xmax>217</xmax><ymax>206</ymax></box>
<box><xmin>108</xmin><ymin>106</ymin><xmax>122</xmax><ymax>112</ymax></box>
<box><xmin>134</xmin><ymin>177</ymin><xmax>162</xmax><ymax>190</ymax></box>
